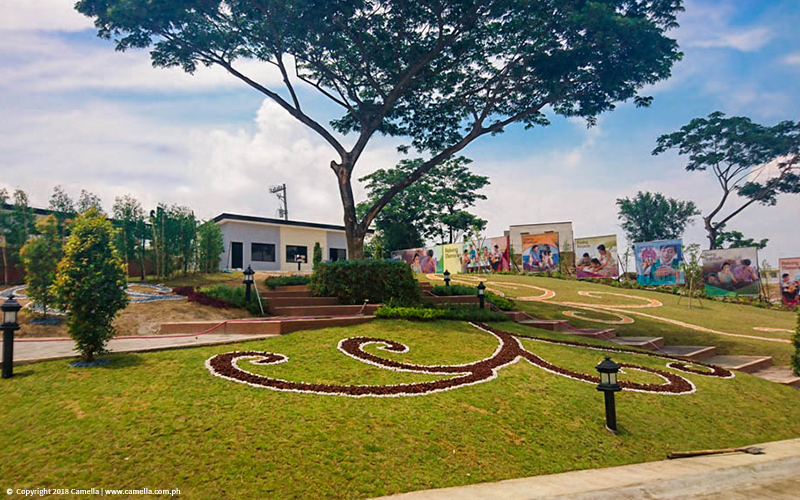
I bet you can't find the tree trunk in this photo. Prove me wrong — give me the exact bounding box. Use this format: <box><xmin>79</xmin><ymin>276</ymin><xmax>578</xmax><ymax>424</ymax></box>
<box><xmin>335</xmin><ymin>161</ymin><xmax>368</xmax><ymax>260</ymax></box>
<box><xmin>140</xmin><ymin>238</ymin><xmax>146</xmax><ymax>281</ymax></box>
<box><xmin>2</xmin><ymin>245</ymin><xmax>7</xmax><ymax>285</ymax></box>
<box><xmin>704</xmin><ymin>217</ymin><xmax>718</xmax><ymax>250</ymax></box>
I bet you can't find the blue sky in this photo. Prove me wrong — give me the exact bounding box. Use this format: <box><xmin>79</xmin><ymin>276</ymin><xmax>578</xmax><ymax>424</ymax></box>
<box><xmin>1</xmin><ymin>0</ymin><xmax>798</xmax><ymax>263</ymax></box>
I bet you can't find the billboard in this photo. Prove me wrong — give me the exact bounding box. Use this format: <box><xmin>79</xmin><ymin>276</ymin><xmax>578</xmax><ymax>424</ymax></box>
<box><xmin>489</xmin><ymin>236</ymin><xmax>510</xmax><ymax>272</ymax></box>
<box><xmin>779</xmin><ymin>257</ymin><xmax>800</xmax><ymax>307</ymax></box>
<box><xmin>575</xmin><ymin>235</ymin><xmax>619</xmax><ymax>279</ymax></box>
<box><xmin>702</xmin><ymin>247</ymin><xmax>760</xmax><ymax>297</ymax></box>
<box><xmin>521</xmin><ymin>233</ymin><xmax>560</xmax><ymax>272</ymax></box>
<box><xmin>634</xmin><ymin>239</ymin><xmax>684</xmax><ymax>285</ymax></box>
<box><xmin>441</xmin><ymin>243</ymin><xmax>462</xmax><ymax>274</ymax></box>
<box><xmin>391</xmin><ymin>247</ymin><xmax>438</xmax><ymax>274</ymax></box>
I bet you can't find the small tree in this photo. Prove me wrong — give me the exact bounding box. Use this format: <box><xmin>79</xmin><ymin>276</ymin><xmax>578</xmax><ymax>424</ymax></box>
<box><xmin>20</xmin><ymin>215</ymin><xmax>63</xmax><ymax>319</ymax></box>
<box><xmin>313</xmin><ymin>242</ymin><xmax>323</xmax><ymax>269</ymax></box>
<box><xmin>197</xmin><ymin>220</ymin><xmax>224</xmax><ymax>273</ymax></box>
<box><xmin>112</xmin><ymin>194</ymin><xmax>145</xmax><ymax>277</ymax></box>
<box><xmin>680</xmin><ymin>243</ymin><xmax>703</xmax><ymax>309</ymax></box>
<box><xmin>616</xmin><ymin>191</ymin><xmax>700</xmax><ymax>244</ymax></box>
<box><xmin>77</xmin><ymin>189</ymin><xmax>104</xmax><ymax>214</ymax></box>
<box><xmin>54</xmin><ymin>209</ymin><xmax>129</xmax><ymax>362</ymax></box>
<box><xmin>48</xmin><ymin>185</ymin><xmax>77</xmax><ymax>240</ymax></box>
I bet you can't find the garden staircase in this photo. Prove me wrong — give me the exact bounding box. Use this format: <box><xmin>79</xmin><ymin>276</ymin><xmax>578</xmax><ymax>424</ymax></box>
<box><xmin>508</xmin><ymin>310</ymin><xmax>800</xmax><ymax>388</ymax></box>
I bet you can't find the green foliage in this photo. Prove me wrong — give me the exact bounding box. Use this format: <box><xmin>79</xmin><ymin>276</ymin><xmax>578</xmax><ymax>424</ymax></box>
<box><xmin>199</xmin><ymin>284</ymin><xmax>266</xmax><ymax>316</ymax></box>
<box><xmin>197</xmin><ymin>220</ymin><xmax>224</xmax><ymax>273</ymax></box>
<box><xmin>375</xmin><ymin>305</ymin><xmax>508</xmax><ymax>322</ymax></box>
<box><xmin>712</xmin><ymin>223</ymin><xmax>768</xmax><ymax>250</ymax></box>
<box><xmin>112</xmin><ymin>194</ymin><xmax>145</xmax><ymax>275</ymax></box>
<box><xmin>20</xmin><ymin>215</ymin><xmax>63</xmax><ymax>319</ymax></box>
<box><xmin>150</xmin><ymin>204</ymin><xmax>197</xmax><ymax>278</ymax></box>
<box><xmin>77</xmin><ymin>0</ymin><xmax>683</xmax><ymax>257</ymax></box>
<box><xmin>48</xmin><ymin>185</ymin><xmax>77</xmax><ymax>239</ymax></box>
<box><xmin>616</xmin><ymin>191</ymin><xmax>700</xmax><ymax>243</ymax></box>
<box><xmin>264</xmin><ymin>275</ymin><xmax>310</xmax><ymax>289</ymax></box>
<box><xmin>680</xmin><ymin>243</ymin><xmax>704</xmax><ymax>302</ymax></box>
<box><xmin>358</xmin><ymin>157</ymin><xmax>489</xmax><ymax>250</ymax></box>
<box><xmin>53</xmin><ymin>209</ymin><xmax>129</xmax><ymax>361</ymax></box>
<box><xmin>792</xmin><ymin>312</ymin><xmax>800</xmax><ymax>377</ymax></box>
<box><xmin>311</xmin><ymin>260</ymin><xmax>420</xmax><ymax>305</ymax></box>
<box><xmin>0</xmin><ymin>188</ymin><xmax>36</xmax><ymax>285</ymax></box>
<box><xmin>77</xmin><ymin>189</ymin><xmax>104</xmax><ymax>214</ymax></box>
<box><xmin>312</xmin><ymin>242</ymin><xmax>322</xmax><ymax>270</ymax></box>
<box><xmin>430</xmin><ymin>285</ymin><xmax>515</xmax><ymax>311</ymax></box>
<box><xmin>653</xmin><ymin>111</ymin><xmax>800</xmax><ymax>249</ymax></box>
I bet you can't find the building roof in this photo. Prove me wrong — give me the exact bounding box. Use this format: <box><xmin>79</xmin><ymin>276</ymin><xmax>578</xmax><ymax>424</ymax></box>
<box><xmin>213</xmin><ymin>213</ymin><xmax>374</xmax><ymax>233</ymax></box>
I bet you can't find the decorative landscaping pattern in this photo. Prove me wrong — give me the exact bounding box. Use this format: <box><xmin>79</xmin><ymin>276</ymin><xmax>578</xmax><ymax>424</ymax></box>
<box><xmin>206</xmin><ymin>323</ymin><xmax>734</xmax><ymax>397</ymax></box>
<box><xmin>0</xmin><ymin>283</ymin><xmax>184</xmax><ymax>310</ymax></box>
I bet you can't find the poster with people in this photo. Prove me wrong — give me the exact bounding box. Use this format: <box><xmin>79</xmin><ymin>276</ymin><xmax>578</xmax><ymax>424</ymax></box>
<box><xmin>489</xmin><ymin>236</ymin><xmax>510</xmax><ymax>272</ymax></box>
<box><xmin>391</xmin><ymin>247</ymin><xmax>438</xmax><ymax>274</ymax></box>
<box><xmin>701</xmin><ymin>248</ymin><xmax>761</xmax><ymax>296</ymax></box>
<box><xmin>634</xmin><ymin>239</ymin><xmax>685</xmax><ymax>286</ymax></box>
<box><xmin>462</xmin><ymin>238</ymin><xmax>491</xmax><ymax>273</ymax></box>
<box><xmin>575</xmin><ymin>235</ymin><xmax>619</xmax><ymax>279</ymax></box>
<box><xmin>441</xmin><ymin>243</ymin><xmax>462</xmax><ymax>275</ymax></box>
<box><xmin>521</xmin><ymin>233</ymin><xmax>560</xmax><ymax>272</ymax></box>
<box><xmin>779</xmin><ymin>257</ymin><xmax>800</xmax><ymax>308</ymax></box>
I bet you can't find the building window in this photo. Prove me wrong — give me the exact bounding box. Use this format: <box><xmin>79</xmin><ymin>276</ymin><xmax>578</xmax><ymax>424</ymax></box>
<box><xmin>329</xmin><ymin>248</ymin><xmax>346</xmax><ymax>261</ymax></box>
<box><xmin>286</xmin><ymin>245</ymin><xmax>308</xmax><ymax>263</ymax></box>
<box><xmin>251</xmin><ymin>243</ymin><xmax>276</xmax><ymax>262</ymax></box>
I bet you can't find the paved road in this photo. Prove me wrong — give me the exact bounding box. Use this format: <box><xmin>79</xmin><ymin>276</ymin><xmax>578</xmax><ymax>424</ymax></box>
<box><xmin>2</xmin><ymin>333</ymin><xmax>278</xmax><ymax>364</ymax></box>
<box><xmin>372</xmin><ymin>438</ymin><xmax>800</xmax><ymax>500</ymax></box>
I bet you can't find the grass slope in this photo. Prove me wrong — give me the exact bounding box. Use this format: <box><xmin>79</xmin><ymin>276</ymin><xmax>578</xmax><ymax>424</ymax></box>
<box><xmin>2</xmin><ymin>320</ymin><xmax>799</xmax><ymax>499</ymax></box>
<box><xmin>425</xmin><ymin>274</ymin><xmax>796</xmax><ymax>365</ymax></box>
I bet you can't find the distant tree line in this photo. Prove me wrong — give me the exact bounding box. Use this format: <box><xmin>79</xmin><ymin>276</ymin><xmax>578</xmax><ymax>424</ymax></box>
<box><xmin>0</xmin><ymin>186</ymin><xmax>224</xmax><ymax>285</ymax></box>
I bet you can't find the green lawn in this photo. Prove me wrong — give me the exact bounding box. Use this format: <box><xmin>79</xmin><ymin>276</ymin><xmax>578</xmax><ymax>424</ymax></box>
<box><xmin>2</xmin><ymin>320</ymin><xmax>799</xmax><ymax>499</ymax></box>
<box><xmin>424</xmin><ymin>274</ymin><xmax>797</xmax><ymax>365</ymax></box>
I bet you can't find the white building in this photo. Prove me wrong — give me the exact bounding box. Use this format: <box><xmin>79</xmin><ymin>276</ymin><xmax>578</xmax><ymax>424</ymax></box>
<box><xmin>214</xmin><ymin>213</ymin><xmax>369</xmax><ymax>273</ymax></box>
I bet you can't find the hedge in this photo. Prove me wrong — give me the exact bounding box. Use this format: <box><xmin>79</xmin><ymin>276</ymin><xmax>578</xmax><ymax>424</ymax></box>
<box><xmin>430</xmin><ymin>285</ymin><xmax>516</xmax><ymax>311</ymax></box>
<box><xmin>310</xmin><ymin>259</ymin><xmax>420</xmax><ymax>305</ymax></box>
<box><xmin>264</xmin><ymin>275</ymin><xmax>311</xmax><ymax>289</ymax></box>
<box><xmin>375</xmin><ymin>305</ymin><xmax>509</xmax><ymax>322</ymax></box>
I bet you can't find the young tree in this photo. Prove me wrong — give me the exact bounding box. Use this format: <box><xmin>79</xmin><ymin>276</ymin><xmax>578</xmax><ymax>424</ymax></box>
<box><xmin>1</xmin><ymin>189</ymin><xmax>37</xmax><ymax>284</ymax></box>
<box><xmin>616</xmin><ymin>191</ymin><xmax>700</xmax><ymax>244</ymax></box>
<box><xmin>20</xmin><ymin>215</ymin><xmax>63</xmax><ymax>319</ymax></box>
<box><xmin>0</xmin><ymin>189</ymin><xmax>10</xmax><ymax>285</ymax></box>
<box><xmin>76</xmin><ymin>0</ymin><xmax>684</xmax><ymax>257</ymax></box>
<box><xmin>112</xmin><ymin>195</ymin><xmax>145</xmax><ymax>277</ymax></box>
<box><xmin>653</xmin><ymin>112</ymin><xmax>799</xmax><ymax>249</ymax></box>
<box><xmin>77</xmin><ymin>189</ymin><xmax>104</xmax><ymax>214</ymax></box>
<box><xmin>53</xmin><ymin>209</ymin><xmax>129</xmax><ymax>362</ymax></box>
<box><xmin>48</xmin><ymin>185</ymin><xmax>77</xmax><ymax>240</ymax></box>
<box><xmin>358</xmin><ymin>156</ymin><xmax>488</xmax><ymax>252</ymax></box>
<box><xmin>167</xmin><ymin>205</ymin><xmax>197</xmax><ymax>276</ymax></box>
<box><xmin>197</xmin><ymin>220</ymin><xmax>224</xmax><ymax>273</ymax></box>
<box><xmin>313</xmin><ymin>242</ymin><xmax>323</xmax><ymax>269</ymax></box>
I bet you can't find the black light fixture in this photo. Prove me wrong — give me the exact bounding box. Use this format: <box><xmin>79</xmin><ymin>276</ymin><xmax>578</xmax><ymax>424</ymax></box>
<box><xmin>477</xmin><ymin>281</ymin><xmax>486</xmax><ymax>309</ymax></box>
<box><xmin>443</xmin><ymin>270</ymin><xmax>451</xmax><ymax>287</ymax></box>
<box><xmin>243</xmin><ymin>265</ymin><xmax>255</xmax><ymax>301</ymax></box>
<box><xmin>2</xmin><ymin>294</ymin><xmax>22</xmax><ymax>379</ymax></box>
<box><xmin>596</xmin><ymin>356</ymin><xmax>622</xmax><ymax>434</ymax></box>
<box><xmin>295</xmin><ymin>254</ymin><xmax>304</xmax><ymax>271</ymax></box>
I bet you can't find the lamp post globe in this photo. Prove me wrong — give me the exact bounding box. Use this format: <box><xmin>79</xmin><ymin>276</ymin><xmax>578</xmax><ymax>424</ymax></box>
<box><xmin>596</xmin><ymin>356</ymin><xmax>622</xmax><ymax>434</ymax></box>
<box><xmin>243</xmin><ymin>265</ymin><xmax>255</xmax><ymax>301</ymax></box>
<box><xmin>443</xmin><ymin>270</ymin><xmax>451</xmax><ymax>287</ymax></box>
<box><xmin>477</xmin><ymin>281</ymin><xmax>486</xmax><ymax>309</ymax></box>
<box><xmin>2</xmin><ymin>294</ymin><xmax>22</xmax><ymax>379</ymax></box>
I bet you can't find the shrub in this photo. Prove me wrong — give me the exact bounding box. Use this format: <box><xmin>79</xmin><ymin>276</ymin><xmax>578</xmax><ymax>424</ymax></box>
<box><xmin>20</xmin><ymin>215</ymin><xmax>62</xmax><ymax>319</ymax></box>
<box><xmin>173</xmin><ymin>286</ymin><xmax>234</xmax><ymax>309</ymax></box>
<box><xmin>311</xmin><ymin>259</ymin><xmax>420</xmax><ymax>305</ymax></box>
<box><xmin>53</xmin><ymin>209</ymin><xmax>129</xmax><ymax>362</ymax></box>
<box><xmin>313</xmin><ymin>242</ymin><xmax>322</xmax><ymax>269</ymax></box>
<box><xmin>375</xmin><ymin>305</ymin><xmax>508</xmax><ymax>322</ymax></box>
<box><xmin>429</xmin><ymin>284</ymin><xmax>515</xmax><ymax>310</ymax></box>
<box><xmin>264</xmin><ymin>275</ymin><xmax>311</xmax><ymax>289</ymax></box>
<box><xmin>199</xmin><ymin>285</ymin><xmax>266</xmax><ymax>315</ymax></box>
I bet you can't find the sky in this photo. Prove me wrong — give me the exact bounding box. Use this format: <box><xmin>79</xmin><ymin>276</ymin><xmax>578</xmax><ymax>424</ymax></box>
<box><xmin>1</xmin><ymin>0</ymin><xmax>799</xmax><ymax>264</ymax></box>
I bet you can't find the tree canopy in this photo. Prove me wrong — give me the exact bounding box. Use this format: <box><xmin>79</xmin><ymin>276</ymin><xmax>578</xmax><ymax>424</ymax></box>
<box><xmin>77</xmin><ymin>0</ymin><xmax>684</xmax><ymax>256</ymax></box>
<box><xmin>20</xmin><ymin>215</ymin><xmax>62</xmax><ymax>319</ymax></box>
<box><xmin>616</xmin><ymin>191</ymin><xmax>699</xmax><ymax>244</ymax></box>
<box><xmin>653</xmin><ymin>111</ymin><xmax>799</xmax><ymax>249</ymax></box>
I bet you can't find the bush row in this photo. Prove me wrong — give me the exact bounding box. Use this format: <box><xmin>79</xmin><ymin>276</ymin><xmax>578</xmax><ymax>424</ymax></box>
<box><xmin>429</xmin><ymin>285</ymin><xmax>516</xmax><ymax>311</ymax></box>
<box><xmin>375</xmin><ymin>305</ymin><xmax>509</xmax><ymax>322</ymax></box>
<box><xmin>263</xmin><ymin>275</ymin><xmax>310</xmax><ymax>289</ymax></box>
<box><xmin>174</xmin><ymin>285</ymin><xmax>266</xmax><ymax>315</ymax></box>
<box><xmin>311</xmin><ymin>259</ymin><xmax>420</xmax><ymax>305</ymax></box>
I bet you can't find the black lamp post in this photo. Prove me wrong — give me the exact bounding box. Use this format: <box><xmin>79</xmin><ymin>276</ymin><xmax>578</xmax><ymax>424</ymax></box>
<box><xmin>295</xmin><ymin>255</ymin><xmax>304</xmax><ymax>271</ymax></box>
<box><xmin>443</xmin><ymin>270</ymin><xmax>451</xmax><ymax>287</ymax></box>
<box><xmin>477</xmin><ymin>281</ymin><xmax>486</xmax><ymax>309</ymax></box>
<box><xmin>596</xmin><ymin>356</ymin><xmax>622</xmax><ymax>434</ymax></box>
<box><xmin>243</xmin><ymin>265</ymin><xmax>255</xmax><ymax>302</ymax></box>
<box><xmin>2</xmin><ymin>294</ymin><xmax>22</xmax><ymax>379</ymax></box>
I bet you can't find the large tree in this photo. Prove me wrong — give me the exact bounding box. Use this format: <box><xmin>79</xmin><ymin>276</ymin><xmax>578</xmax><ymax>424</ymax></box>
<box><xmin>358</xmin><ymin>156</ymin><xmax>488</xmax><ymax>252</ymax></box>
<box><xmin>77</xmin><ymin>0</ymin><xmax>683</xmax><ymax>257</ymax></box>
<box><xmin>653</xmin><ymin>111</ymin><xmax>800</xmax><ymax>249</ymax></box>
<box><xmin>616</xmin><ymin>191</ymin><xmax>699</xmax><ymax>244</ymax></box>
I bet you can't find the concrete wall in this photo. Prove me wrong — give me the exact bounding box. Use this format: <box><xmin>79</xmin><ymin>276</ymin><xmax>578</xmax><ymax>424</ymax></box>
<box><xmin>219</xmin><ymin>221</ymin><xmax>282</xmax><ymax>271</ymax></box>
<box><xmin>279</xmin><ymin>226</ymin><xmax>327</xmax><ymax>273</ymax></box>
<box><xmin>326</xmin><ymin>231</ymin><xmax>347</xmax><ymax>259</ymax></box>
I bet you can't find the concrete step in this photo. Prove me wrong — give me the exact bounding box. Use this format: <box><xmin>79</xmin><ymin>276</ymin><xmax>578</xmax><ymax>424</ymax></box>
<box><xmin>266</xmin><ymin>297</ymin><xmax>339</xmax><ymax>310</ymax></box>
<box><xmin>274</xmin><ymin>285</ymin><xmax>310</xmax><ymax>292</ymax></box>
<box><xmin>563</xmin><ymin>328</ymin><xmax>617</xmax><ymax>340</ymax></box>
<box><xmin>659</xmin><ymin>345</ymin><xmax>717</xmax><ymax>361</ymax></box>
<box><xmin>518</xmin><ymin>319</ymin><xmax>572</xmax><ymax>332</ymax></box>
<box><xmin>262</xmin><ymin>290</ymin><xmax>313</xmax><ymax>298</ymax></box>
<box><xmin>704</xmin><ymin>355</ymin><xmax>773</xmax><ymax>374</ymax></box>
<box><xmin>422</xmin><ymin>295</ymin><xmax>479</xmax><ymax>306</ymax></box>
<box><xmin>610</xmin><ymin>336</ymin><xmax>664</xmax><ymax>350</ymax></box>
<box><xmin>160</xmin><ymin>315</ymin><xmax>374</xmax><ymax>335</ymax></box>
<box><xmin>271</xmin><ymin>304</ymin><xmax>380</xmax><ymax>317</ymax></box>
<box><xmin>750</xmin><ymin>366</ymin><xmax>800</xmax><ymax>387</ymax></box>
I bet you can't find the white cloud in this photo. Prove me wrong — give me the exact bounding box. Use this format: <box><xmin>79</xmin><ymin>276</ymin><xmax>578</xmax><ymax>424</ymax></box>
<box><xmin>687</xmin><ymin>26</ymin><xmax>773</xmax><ymax>52</ymax></box>
<box><xmin>676</xmin><ymin>1</ymin><xmax>774</xmax><ymax>52</ymax></box>
<box><xmin>782</xmin><ymin>52</ymin><xmax>800</xmax><ymax>66</ymax></box>
<box><xmin>0</xmin><ymin>0</ymin><xmax>94</xmax><ymax>32</ymax></box>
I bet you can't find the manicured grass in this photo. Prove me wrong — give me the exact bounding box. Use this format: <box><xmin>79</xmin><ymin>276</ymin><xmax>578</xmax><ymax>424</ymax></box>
<box><xmin>2</xmin><ymin>320</ymin><xmax>799</xmax><ymax>499</ymax></box>
<box><xmin>426</xmin><ymin>274</ymin><xmax>797</xmax><ymax>365</ymax></box>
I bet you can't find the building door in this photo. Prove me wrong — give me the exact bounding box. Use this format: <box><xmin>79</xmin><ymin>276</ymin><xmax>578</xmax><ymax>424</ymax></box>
<box><xmin>231</xmin><ymin>242</ymin><xmax>243</xmax><ymax>269</ymax></box>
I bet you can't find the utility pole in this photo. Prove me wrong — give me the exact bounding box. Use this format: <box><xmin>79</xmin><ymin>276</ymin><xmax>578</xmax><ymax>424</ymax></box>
<box><xmin>270</xmin><ymin>184</ymin><xmax>288</xmax><ymax>220</ymax></box>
